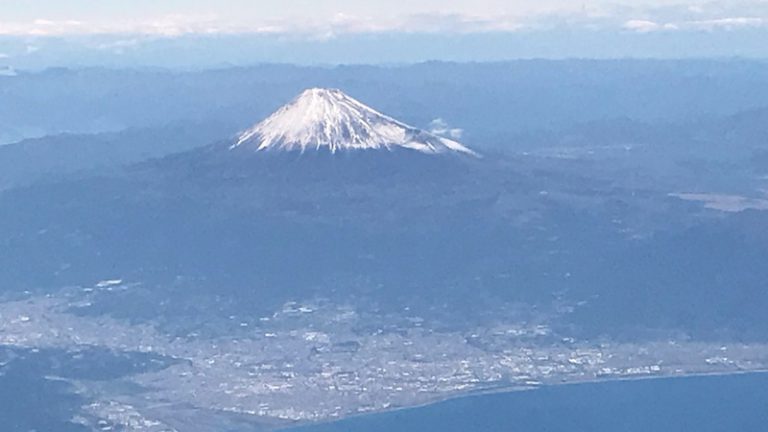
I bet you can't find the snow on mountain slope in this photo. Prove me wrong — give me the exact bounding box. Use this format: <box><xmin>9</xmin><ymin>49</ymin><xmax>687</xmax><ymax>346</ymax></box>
<box><xmin>233</xmin><ymin>88</ymin><xmax>478</xmax><ymax>156</ymax></box>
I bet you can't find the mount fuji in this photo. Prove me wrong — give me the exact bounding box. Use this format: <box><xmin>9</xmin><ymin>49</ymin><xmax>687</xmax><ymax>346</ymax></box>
<box><xmin>233</xmin><ymin>88</ymin><xmax>478</xmax><ymax>156</ymax></box>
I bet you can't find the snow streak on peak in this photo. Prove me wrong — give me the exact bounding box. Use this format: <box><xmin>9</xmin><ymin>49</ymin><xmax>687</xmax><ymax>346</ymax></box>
<box><xmin>233</xmin><ymin>88</ymin><xmax>477</xmax><ymax>156</ymax></box>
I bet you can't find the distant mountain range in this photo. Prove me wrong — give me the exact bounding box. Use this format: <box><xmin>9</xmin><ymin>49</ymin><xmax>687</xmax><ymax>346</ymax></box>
<box><xmin>5</xmin><ymin>61</ymin><xmax>768</xmax><ymax>146</ymax></box>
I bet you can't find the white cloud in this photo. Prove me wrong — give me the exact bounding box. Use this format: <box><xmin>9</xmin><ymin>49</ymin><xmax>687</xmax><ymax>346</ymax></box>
<box><xmin>623</xmin><ymin>19</ymin><xmax>680</xmax><ymax>32</ymax></box>
<box><xmin>686</xmin><ymin>17</ymin><xmax>765</xmax><ymax>30</ymax></box>
<box><xmin>624</xmin><ymin>16</ymin><xmax>766</xmax><ymax>32</ymax></box>
<box><xmin>0</xmin><ymin>15</ymin><xmax>221</xmax><ymax>36</ymax></box>
<box><xmin>429</xmin><ymin>118</ymin><xmax>464</xmax><ymax>140</ymax></box>
<box><xmin>623</xmin><ymin>19</ymin><xmax>663</xmax><ymax>32</ymax></box>
<box><xmin>0</xmin><ymin>12</ymin><xmax>530</xmax><ymax>37</ymax></box>
<box><xmin>619</xmin><ymin>0</ymin><xmax>768</xmax><ymax>32</ymax></box>
<box><xmin>92</xmin><ymin>38</ymin><xmax>143</xmax><ymax>55</ymax></box>
<box><xmin>0</xmin><ymin>18</ymin><xmax>84</xmax><ymax>36</ymax></box>
<box><xmin>0</xmin><ymin>2</ymin><xmax>767</xmax><ymax>37</ymax></box>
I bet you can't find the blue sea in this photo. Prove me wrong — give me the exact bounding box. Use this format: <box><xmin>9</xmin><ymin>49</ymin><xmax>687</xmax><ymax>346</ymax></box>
<box><xmin>291</xmin><ymin>372</ymin><xmax>768</xmax><ymax>432</ymax></box>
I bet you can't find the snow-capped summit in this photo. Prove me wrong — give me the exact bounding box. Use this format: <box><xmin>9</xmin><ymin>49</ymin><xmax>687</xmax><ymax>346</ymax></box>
<box><xmin>233</xmin><ymin>88</ymin><xmax>477</xmax><ymax>156</ymax></box>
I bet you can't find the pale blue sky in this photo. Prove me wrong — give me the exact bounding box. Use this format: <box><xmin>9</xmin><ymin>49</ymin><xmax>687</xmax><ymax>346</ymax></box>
<box><xmin>1</xmin><ymin>0</ymin><xmax>767</xmax><ymax>36</ymax></box>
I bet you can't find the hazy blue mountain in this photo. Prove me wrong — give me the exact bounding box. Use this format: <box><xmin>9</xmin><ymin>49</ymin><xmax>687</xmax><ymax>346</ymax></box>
<box><xmin>0</xmin><ymin>122</ymin><xmax>232</xmax><ymax>191</ymax></box>
<box><xmin>4</xmin><ymin>60</ymin><xmax>768</xmax><ymax>146</ymax></box>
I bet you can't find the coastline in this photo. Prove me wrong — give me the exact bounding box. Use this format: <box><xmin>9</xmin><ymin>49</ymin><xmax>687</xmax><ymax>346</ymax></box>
<box><xmin>284</xmin><ymin>368</ymin><xmax>768</xmax><ymax>430</ymax></box>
